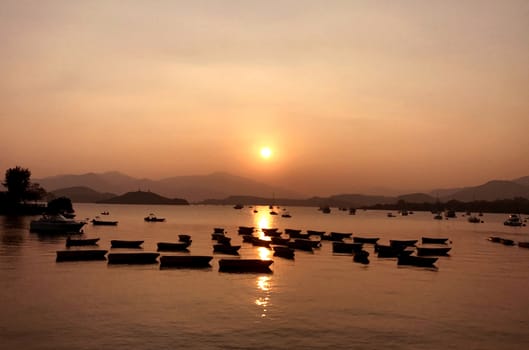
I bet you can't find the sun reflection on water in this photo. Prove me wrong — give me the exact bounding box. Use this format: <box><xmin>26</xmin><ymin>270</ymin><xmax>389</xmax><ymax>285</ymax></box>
<box><xmin>255</xmin><ymin>275</ymin><xmax>272</xmax><ymax>318</ymax></box>
<box><xmin>257</xmin><ymin>247</ymin><xmax>271</xmax><ymax>260</ymax></box>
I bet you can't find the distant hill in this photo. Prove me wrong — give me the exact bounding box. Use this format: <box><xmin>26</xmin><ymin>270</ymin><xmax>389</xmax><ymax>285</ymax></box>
<box><xmin>50</xmin><ymin>186</ymin><xmax>116</xmax><ymax>203</ymax></box>
<box><xmin>513</xmin><ymin>175</ymin><xmax>529</xmax><ymax>187</ymax></box>
<box><xmin>36</xmin><ymin>171</ymin><xmax>303</xmax><ymax>202</ymax></box>
<box><xmin>397</xmin><ymin>193</ymin><xmax>436</xmax><ymax>203</ymax></box>
<box><xmin>441</xmin><ymin>180</ymin><xmax>529</xmax><ymax>201</ymax></box>
<box><xmin>97</xmin><ymin>191</ymin><xmax>188</xmax><ymax>205</ymax></box>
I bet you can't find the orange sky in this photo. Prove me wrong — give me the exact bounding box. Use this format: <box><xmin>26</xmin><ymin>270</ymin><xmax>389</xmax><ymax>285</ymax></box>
<box><xmin>1</xmin><ymin>1</ymin><xmax>528</xmax><ymax>196</ymax></box>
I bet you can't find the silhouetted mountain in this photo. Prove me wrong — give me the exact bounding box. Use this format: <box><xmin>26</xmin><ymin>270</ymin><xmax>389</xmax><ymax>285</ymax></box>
<box><xmin>442</xmin><ymin>180</ymin><xmax>529</xmax><ymax>201</ymax></box>
<box><xmin>397</xmin><ymin>193</ymin><xmax>436</xmax><ymax>203</ymax></box>
<box><xmin>36</xmin><ymin>171</ymin><xmax>303</xmax><ymax>202</ymax></box>
<box><xmin>513</xmin><ymin>175</ymin><xmax>529</xmax><ymax>187</ymax></box>
<box><xmin>50</xmin><ymin>186</ymin><xmax>116</xmax><ymax>203</ymax></box>
<box><xmin>98</xmin><ymin>191</ymin><xmax>188</xmax><ymax>205</ymax></box>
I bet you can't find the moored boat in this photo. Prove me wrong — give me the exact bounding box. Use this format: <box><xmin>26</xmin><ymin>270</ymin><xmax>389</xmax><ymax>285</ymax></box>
<box><xmin>271</xmin><ymin>245</ymin><xmax>295</xmax><ymax>259</ymax></box>
<box><xmin>178</xmin><ymin>234</ymin><xmax>192</xmax><ymax>243</ymax></box>
<box><xmin>159</xmin><ymin>255</ymin><xmax>213</xmax><ymax>268</ymax></box>
<box><xmin>107</xmin><ymin>252</ymin><xmax>159</xmax><ymax>264</ymax></box>
<box><xmin>144</xmin><ymin>213</ymin><xmax>166</xmax><ymax>222</ymax></box>
<box><xmin>389</xmin><ymin>239</ymin><xmax>418</xmax><ymax>248</ymax></box>
<box><xmin>504</xmin><ymin>214</ymin><xmax>524</xmax><ymax>227</ymax></box>
<box><xmin>56</xmin><ymin>249</ymin><xmax>107</xmax><ymax>262</ymax></box>
<box><xmin>332</xmin><ymin>241</ymin><xmax>363</xmax><ymax>254</ymax></box>
<box><xmin>416</xmin><ymin>246</ymin><xmax>452</xmax><ymax>256</ymax></box>
<box><xmin>353</xmin><ymin>236</ymin><xmax>379</xmax><ymax>244</ymax></box>
<box><xmin>518</xmin><ymin>242</ymin><xmax>529</xmax><ymax>248</ymax></box>
<box><xmin>330</xmin><ymin>232</ymin><xmax>353</xmax><ymax>240</ymax></box>
<box><xmin>499</xmin><ymin>238</ymin><xmax>515</xmax><ymax>246</ymax></box>
<box><xmin>306</xmin><ymin>230</ymin><xmax>325</xmax><ymax>238</ymax></box>
<box><xmin>157</xmin><ymin>241</ymin><xmax>191</xmax><ymax>252</ymax></box>
<box><xmin>397</xmin><ymin>255</ymin><xmax>438</xmax><ymax>267</ymax></box>
<box><xmin>110</xmin><ymin>240</ymin><xmax>144</xmax><ymax>248</ymax></box>
<box><xmin>30</xmin><ymin>214</ymin><xmax>86</xmax><ymax>233</ymax></box>
<box><xmin>421</xmin><ymin>237</ymin><xmax>450</xmax><ymax>244</ymax></box>
<box><xmin>91</xmin><ymin>217</ymin><xmax>118</xmax><ymax>226</ymax></box>
<box><xmin>218</xmin><ymin>259</ymin><xmax>273</xmax><ymax>273</ymax></box>
<box><xmin>488</xmin><ymin>236</ymin><xmax>502</xmax><ymax>243</ymax></box>
<box><xmin>213</xmin><ymin>244</ymin><xmax>241</xmax><ymax>255</ymax></box>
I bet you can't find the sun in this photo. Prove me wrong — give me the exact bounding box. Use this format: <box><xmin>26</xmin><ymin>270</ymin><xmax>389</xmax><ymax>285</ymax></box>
<box><xmin>260</xmin><ymin>147</ymin><xmax>272</xmax><ymax>159</ymax></box>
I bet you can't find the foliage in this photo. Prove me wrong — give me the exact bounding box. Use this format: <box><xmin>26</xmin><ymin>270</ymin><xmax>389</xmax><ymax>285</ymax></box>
<box><xmin>46</xmin><ymin>197</ymin><xmax>74</xmax><ymax>214</ymax></box>
<box><xmin>2</xmin><ymin>166</ymin><xmax>46</xmax><ymax>203</ymax></box>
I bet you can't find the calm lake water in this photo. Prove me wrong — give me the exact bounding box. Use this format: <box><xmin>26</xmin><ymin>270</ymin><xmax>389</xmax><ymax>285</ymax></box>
<box><xmin>1</xmin><ymin>204</ymin><xmax>529</xmax><ymax>350</ymax></box>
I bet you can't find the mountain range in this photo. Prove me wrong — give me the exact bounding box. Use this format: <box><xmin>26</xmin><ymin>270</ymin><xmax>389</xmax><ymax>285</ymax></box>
<box><xmin>36</xmin><ymin>171</ymin><xmax>529</xmax><ymax>205</ymax></box>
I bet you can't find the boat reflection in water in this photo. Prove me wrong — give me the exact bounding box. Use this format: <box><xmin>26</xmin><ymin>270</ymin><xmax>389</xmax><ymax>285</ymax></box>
<box><xmin>255</xmin><ymin>275</ymin><xmax>272</xmax><ymax>318</ymax></box>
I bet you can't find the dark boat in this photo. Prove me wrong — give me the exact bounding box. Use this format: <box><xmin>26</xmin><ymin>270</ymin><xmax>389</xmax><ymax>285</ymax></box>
<box><xmin>110</xmin><ymin>240</ymin><xmax>144</xmax><ymax>248</ymax></box>
<box><xmin>218</xmin><ymin>259</ymin><xmax>273</xmax><ymax>273</ymax></box>
<box><xmin>65</xmin><ymin>237</ymin><xmax>100</xmax><ymax>247</ymax></box>
<box><xmin>271</xmin><ymin>245</ymin><xmax>295</xmax><ymax>259</ymax></box>
<box><xmin>269</xmin><ymin>211</ymin><xmax>278</xmax><ymax>215</ymax></box>
<box><xmin>213</xmin><ymin>227</ymin><xmax>225</xmax><ymax>234</ymax></box>
<box><xmin>211</xmin><ymin>232</ymin><xmax>226</xmax><ymax>241</ymax></box>
<box><xmin>353</xmin><ymin>250</ymin><xmax>370</xmax><ymax>264</ymax></box>
<box><xmin>421</xmin><ymin>237</ymin><xmax>450</xmax><ymax>244</ymax></box>
<box><xmin>349</xmin><ymin>208</ymin><xmax>356</xmax><ymax>215</ymax></box>
<box><xmin>281</xmin><ymin>213</ymin><xmax>291</xmax><ymax>218</ymax></box>
<box><xmin>107</xmin><ymin>252</ymin><xmax>159</xmax><ymax>264</ymax></box>
<box><xmin>144</xmin><ymin>213</ymin><xmax>166</xmax><ymax>222</ymax></box>
<box><xmin>237</xmin><ymin>226</ymin><xmax>254</xmax><ymax>235</ymax></box>
<box><xmin>241</xmin><ymin>235</ymin><xmax>254</xmax><ymax>243</ymax></box>
<box><xmin>518</xmin><ymin>242</ymin><xmax>529</xmax><ymax>248</ymax></box>
<box><xmin>398</xmin><ymin>255</ymin><xmax>438</xmax><ymax>267</ymax></box>
<box><xmin>213</xmin><ymin>244</ymin><xmax>241</xmax><ymax>255</ymax></box>
<box><xmin>56</xmin><ymin>249</ymin><xmax>107</xmax><ymax>262</ymax></box>
<box><xmin>157</xmin><ymin>241</ymin><xmax>191</xmax><ymax>252</ymax></box>
<box><xmin>488</xmin><ymin>236</ymin><xmax>502</xmax><ymax>243</ymax></box>
<box><xmin>389</xmin><ymin>239</ymin><xmax>418</xmax><ymax>248</ymax></box>
<box><xmin>499</xmin><ymin>238</ymin><xmax>515</xmax><ymax>246</ymax></box>
<box><xmin>320</xmin><ymin>206</ymin><xmax>331</xmax><ymax>214</ymax></box>
<box><xmin>307</xmin><ymin>230</ymin><xmax>325</xmax><ymax>238</ymax></box>
<box><xmin>353</xmin><ymin>237</ymin><xmax>379</xmax><ymax>244</ymax></box>
<box><xmin>330</xmin><ymin>232</ymin><xmax>353</xmax><ymax>240</ymax></box>
<box><xmin>92</xmin><ymin>218</ymin><xmax>118</xmax><ymax>226</ymax></box>
<box><xmin>416</xmin><ymin>246</ymin><xmax>452</xmax><ymax>256</ymax></box>
<box><xmin>262</xmin><ymin>228</ymin><xmax>281</xmax><ymax>237</ymax></box>
<box><xmin>233</xmin><ymin>204</ymin><xmax>244</xmax><ymax>209</ymax></box>
<box><xmin>178</xmin><ymin>234</ymin><xmax>192</xmax><ymax>243</ymax></box>
<box><xmin>504</xmin><ymin>214</ymin><xmax>524</xmax><ymax>227</ymax></box>
<box><xmin>159</xmin><ymin>255</ymin><xmax>213</xmax><ymax>268</ymax></box>
<box><xmin>288</xmin><ymin>239</ymin><xmax>318</xmax><ymax>251</ymax></box>
<box><xmin>251</xmin><ymin>237</ymin><xmax>272</xmax><ymax>248</ymax></box>
<box><xmin>286</xmin><ymin>230</ymin><xmax>309</xmax><ymax>239</ymax></box>
<box><xmin>271</xmin><ymin>236</ymin><xmax>290</xmax><ymax>245</ymax></box>
<box><xmin>332</xmin><ymin>242</ymin><xmax>363</xmax><ymax>254</ymax></box>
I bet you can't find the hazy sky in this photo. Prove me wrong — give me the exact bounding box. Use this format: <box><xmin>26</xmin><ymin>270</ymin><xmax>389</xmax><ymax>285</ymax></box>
<box><xmin>1</xmin><ymin>0</ymin><xmax>528</xmax><ymax>195</ymax></box>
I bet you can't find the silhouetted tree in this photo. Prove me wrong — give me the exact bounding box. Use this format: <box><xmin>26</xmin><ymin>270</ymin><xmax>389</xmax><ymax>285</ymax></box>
<box><xmin>2</xmin><ymin>166</ymin><xmax>46</xmax><ymax>204</ymax></box>
<box><xmin>46</xmin><ymin>197</ymin><xmax>74</xmax><ymax>215</ymax></box>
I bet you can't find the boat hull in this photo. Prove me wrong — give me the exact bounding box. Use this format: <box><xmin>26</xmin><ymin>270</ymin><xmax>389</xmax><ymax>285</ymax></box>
<box><xmin>111</xmin><ymin>240</ymin><xmax>144</xmax><ymax>249</ymax></box>
<box><xmin>160</xmin><ymin>255</ymin><xmax>213</xmax><ymax>268</ymax></box>
<box><xmin>56</xmin><ymin>249</ymin><xmax>107</xmax><ymax>262</ymax></box>
<box><xmin>218</xmin><ymin>259</ymin><xmax>273</xmax><ymax>273</ymax></box>
<box><xmin>107</xmin><ymin>252</ymin><xmax>159</xmax><ymax>264</ymax></box>
<box><xmin>157</xmin><ymin>242</ymin><xmax>191</xmax><ymax>252</ymax></box>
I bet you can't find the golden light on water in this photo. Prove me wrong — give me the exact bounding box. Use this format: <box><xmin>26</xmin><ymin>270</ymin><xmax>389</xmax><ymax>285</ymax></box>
<box><xmin>255</xmin><ymin>276</ymin><xmax>272</xmax><ymax>318</ymax></box>
<box><xmin>257</xmin><ymin>247</ymin><xmax>271</xmax><ymax>260</ymax></box>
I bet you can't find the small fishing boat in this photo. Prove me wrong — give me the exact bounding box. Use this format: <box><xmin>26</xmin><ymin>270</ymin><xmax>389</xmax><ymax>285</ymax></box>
<box><xmin>159</xmin><ymin>255</ymin><xmax>213</xmax><ymax>268</ymax></box>
<box><xmin>110</xmin><ymin>240</ymin><xmax>144</xmax><ymax>248</ymax></box>
<box><xmin>218</xmin><ymin>259</ymin><xmax>273</xmax><ymax>273</ymax></box>
<box><xmin>499</xmin><ymin>238</ymin><xmax>515</xmax><ymax>246</ymax></box>
<box><xmin>518</xmin><ymin>242</ymin><xmax>529</xmax><ymax>249</ymax></box>
<box><xmin>397</xmin><ymin>255</ymin><xmax>438</xmax><ymax>267</ymax></box>
<box><xmin>251</xmin><ymin>237</ymin><xmax>272</xmax><ymax>248</ymax></box>
<box><xmin>330</xmin><ymin>232</ymin><xmax>353</xmax><ymax>240</ymax></box>
<box><xmin>375</xmin><ymin>244</ymin><xmax>414</xmax><ymax>258</ymax></box>
<box><xmin>504</xmin><ymin>214</ymin><xmax>524</xmax><ymax>227</ymax></box>
<box><xmin>421</xmin><ymin>237</ymin><xmax>450</xmax><ymax>244</ymax></box>
<box><xmin>352</xmin><ymin>237</ymin><xmax>379</xmax><ymax>244</ymax></box>
<box><xmin>56</xmin><ymin>249</ymin><xmax>107</xmax><ymax>262</ymax></box>
<box><xmin>416</xmin><ymin>246</ymin><xmax>452</xmax><ymax>256</ymax></box>
<box><xmin>281</xmin><ymin>213</ymin><xmax>292</xmax><ymax>218</ymax></box>
<box><xmin>144</xmin><ymin>213</ymin><xmax>166</xmax><ymax>222</ymax></box>
<box><xmin>353</xmin><ymin>250</ymin><xmax>370</xmax><ymax>264</ymax></box>
<box><xmin>213</xmin><ymin>244</ymin><xmax>241</xmax><ymax>255</ymax></box>
<box><xmin>487</xmin><ymin>236</ymin><xmax>502</xmax><ymax>243</ymax></box>
<box><xmin>271</xmin><ymin>236</ymin><xmax>290</xmax><ymax>245</ymax></box>
<box><xmin>233</xmin><ymin>204</ymin><xmax>244</xmax><ymax>209</ymax></box>
<box><xmin>271</xmin><ymin>245</ymin><xmax>295</xmax><ymax>259</ymax></box>
<box><xmin>237</xmin><ymin>226</ymin><xmax>254</xmax><ymax>235</ymax></box>
<box><xmin>306</xmin><ymin>230</ymin><xmax>325</xmax><ymax>238</ymax></box>
<box><xmin>65</xmin><ymin>237</ymin><xmax>100</xmax><ymax>247</ymax></box>
<box><xmin>288</xmin><ymin>239</ymin><xmax>319</xmax><ymax>251</ymax></box>
<box><xmin>241</xmin><ymin>235</ymin><xmax>254</xmax><ymax>243</ymax></box>
<box><xmin>213</xmin><ymin>228</ymin><xmax>225</xmax><ymax>234</ymax></box>
<box><xmin>107</xmin><ymin>252</ymin><xmax>159</xmax><ymax>264</ymax></box>
<box><xmin>91</xmin><ymin>217</ymin><xmax>118</xmax><ymax>226</ymax></box>
<box><xmin>262</xmin><ymin>228</ymin><xmax>281</xmax><ymax>237</ymax></box>
<box><xmin>157</xmin><ymin>241</ymin><xmax>191</xmax><ymax>252</ymax></box>
<box><xmin>332</xmin><ymin>242</ymin><xmax>363</xmax><ymax>254</ymax></box>
<box><xmin>389</xmin><ymin>239</ymin><xmax>418</xmax><ymax>248</ymax></box>
<box><xmin>178</xmin><ymin>234</ymin><xmax>191</xmax><ymax>243</ymax></box>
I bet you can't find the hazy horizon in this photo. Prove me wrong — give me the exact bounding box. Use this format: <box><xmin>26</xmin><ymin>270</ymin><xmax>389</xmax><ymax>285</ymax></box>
<box><xmin>2</xmin><ymin>1</ymin><xmax>528</xmax><ymax>196</ymax></box>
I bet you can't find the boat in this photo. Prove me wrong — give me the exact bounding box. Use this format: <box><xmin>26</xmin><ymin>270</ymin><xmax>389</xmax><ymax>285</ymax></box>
<box><xmin>307</xmin><ymin>230</ymin><xmax>325</xmax><ymax>238</ymax></box>
<box><xmin>101</xmin><ymin>211</ymin><xmax>110</xmax><ymax>215</ymax></box>
<box><xmin>389</xmin><ymin>239</ymin><xmax>418</xmax><ymax>248</ymax></box>
<box><xmin>288</xmin><ymin>239</ymin><xmax>320</xmax><ymax>251</ymax></box>
<box><xmin>144</xmin><ymin>213</ymin><xmax>166</xmax><ymax>222</ymax></box>
<box><xmin>487</xmin><ymin>236</ymin><xmax>502</xmax><ymax>243</ymax></box>
<box><xmin>213</xmin><ymin>244</ymin><xmax>241</xmax><ymax>255</ymax></box>
<box><xmin>262</xmin><ymin>228</ymin><xmax>281</xmax><ymax>237</ymax></box>
<box><xmin>433</xmin><ymin>213</ymin><xmax>443</xmax><ymax>220</ymax></box>
<box><xmin>271</xmin><ymin>245</ymin><xmax>295</xmax><ymax>259</ymax></box>
<box><xmin>218</xmin><ymin>259</ymin><xmax>273</xmax><ymax>273</ymax></box>
<box><xmin>444</xmin><ymin>210</ymin><xmax>456</xmax><ymax>218</ymax></box>
<box><xmin>319</xmin><ymin>206</ymin><xmax>331</xmax><ymax>214</ymax></box>
<box><xmin>397</xmin><ymin>255</ymin><xmax>438</xmax><ymax>267</ymax></box>
<box><xmin>107</xmin><ymin>252</ymin><xmax>159</xmax><ymax>264</ymax></box>
<box><xmin>110</xmin><ymin>240</ymin><xmax>144</xmax><ymax>248</ymax></box>
<box><xmin>387</xmin><ymin>213</ymin><xmax>396</xmax><ymax>218</ymax></box>
<box><xmin>159</xmin><ymin>255</ymin><xmax>213</xmax><ymax>268</ymax></box>
<box><xmin>353</xmin><ymin>250</ymin><xmax>370</xmax><ymax>264</ymax></box>
<box><xmin>213</xmin><ymin>228</ymin><xmax>225</xmax><ymax>234</ymax></box>
<box><xmin>330</xmin><ymin>232</ymin><xmax>353</xmax><ymax>240</ymax></box>
<box><xmin>30</xmin><ymin>214</ymin><xmax>86</xmax><ymax>233</ymax></box>
<box><xmin>421</xmin><ymin>237</ymin><xmax>450</xmax><ymax>244</ymax></box>
<box><xmin>241</xmin><ymin>235</ymin><xmax>254</xmax><ymax>243</ymax></box>
<box><xmin>332</xmin><ymin>242</ymin><xmax>363</xmax><ymax>254</ymax></box>
<box><xmin>281</xmin><ymin>213</ymin><xmax>292</xmax><ymax>218</ymax></box>
<box><xmin>178</xmin><ymin>234</ymin><xmax>191</xmax><ymax>243</ymax></box>
<box><xmin>91</xmin><ymin>217</ymin><xmax>118</xmax><ymax>226</ymax></box>
<box><xmin>251</xmin><ymin>237</ymin><xmax>272</xmax><ymax>248</ymax></box>
<box><xmin>504</xmin><ymin>214</ymin><xmax>524</xmax><ymax>227</ymax></box>
<box><xmin>56</xmin><ymin>249</ymin><xmax>107</xmax><ymax>262</ymax></box>
<box><xmin>157</xmin><ymin>241</ymin><xmax>191</xmax><ymax>252</ymax></box>
<box><xmin>518</xmin><ymin>242</ymin><xmax>529</xmax><ymax>249</ymax></box>
<box><xmin>233</xmin><ymin>204</ymin><xmax>244</xmax><ymax>209</ymax></box>
<box><xmin>416</xmin><ymin>246</ymin><xmax>452</xmax><ymax>256</ymax></box>
<box><xmin>237</xmin><ymin>226</ymin><xmax>254</xmax><ymax>235</ymax></box>
<box><xmin>499</xmin><ymin>238</ymin><xmax>515</xmax><ymax>246</ymax></box>
<box><xmin>65</xmin><ymin>237</ymin><xmax>100</xmax><ymax>247</ymax></box>
<box><xmin>269</xmin><ymin>210</ymin><xmax>278</xmax><ymax>215</ymax></box>
<box><xmin>375</xmin><ymin>244</ymin><xmax>414</xmax><ymax>258</ymax></box>
<box><xmin>271</xmin><ymin>236</ymin><xmax>290</xmax><ymax>245</ymax></box>
<box><xmin>352</xmin><ymin>237</ymin><xmax>379</xmax><ymax>244</ymax></box>
<box><xmin>468</xmin><ymin>216</ymin><xmax>481</xmax><ymax>223</ymax></box>
<box><xmin>349</xmin><ymin>208</ymin><xmax>356</xmax><ymax>215</ymax></box>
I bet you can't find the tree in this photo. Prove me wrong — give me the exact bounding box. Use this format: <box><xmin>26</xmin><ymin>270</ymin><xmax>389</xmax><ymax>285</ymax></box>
<box><xmin>46</xmin><ymin>197</ymin><xmax>74</xmax><ymax>214</ymax></box>
<box><xmin>2</xmin><ymin>166</ymin><xmax>46</xmax><ymax>203</ymax></box>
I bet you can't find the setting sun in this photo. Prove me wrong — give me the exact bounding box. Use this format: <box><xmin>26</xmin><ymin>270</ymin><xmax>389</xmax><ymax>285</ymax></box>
<box><xmin>260</xmin><ymin>147</ymin><xmax>272</xmax><ymax>159</ymax></box>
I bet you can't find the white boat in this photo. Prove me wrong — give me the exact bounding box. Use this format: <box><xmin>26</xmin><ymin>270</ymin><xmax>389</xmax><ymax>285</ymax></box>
<box><xmin>30</xmin><ymin>214</ymin><xmax>86</xmax><ymax>233</ymax></box>
<box><xmin>504</xmin><ymin>214</ymin><xmax>524</xmax><ymax>227</ymax></box>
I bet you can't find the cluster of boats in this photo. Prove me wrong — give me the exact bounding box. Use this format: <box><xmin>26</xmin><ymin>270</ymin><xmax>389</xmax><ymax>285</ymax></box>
<box><xmin>488</xmin><ymin>236</ymin><xmax>529</xmax><ymax>248</ymax></box>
